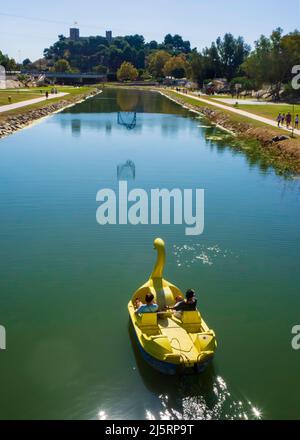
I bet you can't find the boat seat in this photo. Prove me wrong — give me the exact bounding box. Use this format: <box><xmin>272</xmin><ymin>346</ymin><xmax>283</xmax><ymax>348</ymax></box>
<box><xmin>138</xmin><ymin>313</ymin><xmax>158</xmax><ymax>328</ymax></box>
<box><xmin>181</xmin><ymin>311</ymin><xmax>202</xmax><ymax>324</ymax></box>
<box><xmin>180</xmin><ymin>311</ymin><xmax>202</xmax><ymax>333</ymax></box>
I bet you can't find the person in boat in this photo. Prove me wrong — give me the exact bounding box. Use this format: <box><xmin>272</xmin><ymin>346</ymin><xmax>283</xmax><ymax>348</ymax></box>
<box><xmin>169</xmin><ymin>289</ymin><xmax>198</xmax><ymax>312</ymax></box>
<box><xmin>135</xmin><ymin>293</ymin><xmax>159</xmax><ymax>314</ymax></box>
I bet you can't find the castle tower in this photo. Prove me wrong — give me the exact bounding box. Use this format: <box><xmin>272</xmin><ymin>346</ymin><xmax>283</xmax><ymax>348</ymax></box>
<box><xmin>106</xmin><ymin>31</ymin><xmax>113</xmax><ymax>44</ymax></box>
<box><xmin>70</xmin><ymin>27</ymin><xmax>80</xmax><ymax>41</ymax></box>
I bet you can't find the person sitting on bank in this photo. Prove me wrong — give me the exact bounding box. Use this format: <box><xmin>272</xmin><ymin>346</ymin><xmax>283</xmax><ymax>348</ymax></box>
<box><xmin>169</xmin><ymin>289</ymin><xmax>198</xmax><ymax>312</ymax></box>
<box><xmin>135</xmin><ymin>293</ymin><xmax>158</xmax><ymax>314</ymax></box>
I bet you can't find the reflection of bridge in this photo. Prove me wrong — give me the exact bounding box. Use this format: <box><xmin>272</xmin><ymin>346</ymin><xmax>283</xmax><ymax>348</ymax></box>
<box><xmin>117</xmin><ymin>112</ymin><xmax>137</xmax><ymax>130</ymax></box>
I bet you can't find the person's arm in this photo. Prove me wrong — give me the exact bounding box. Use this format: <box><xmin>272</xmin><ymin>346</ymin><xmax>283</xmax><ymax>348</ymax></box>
<box><xmin>173</xmin><ymin>301</ymin><xmax>185</xmax><ymax>312</ymax></box>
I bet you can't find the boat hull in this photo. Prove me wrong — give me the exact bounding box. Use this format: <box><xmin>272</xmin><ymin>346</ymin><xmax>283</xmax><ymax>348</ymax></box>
<box><xmin>131</xmin><ymin>320</ymin><xmax>213</xmax><ymax>375</ymax></box>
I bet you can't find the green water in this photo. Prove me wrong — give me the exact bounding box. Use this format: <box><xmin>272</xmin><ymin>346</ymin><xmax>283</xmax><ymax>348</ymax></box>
<box><xmin>0</xmin><ymin>88</ymin><xmax>300</xmax><ymax>420</ymax></box>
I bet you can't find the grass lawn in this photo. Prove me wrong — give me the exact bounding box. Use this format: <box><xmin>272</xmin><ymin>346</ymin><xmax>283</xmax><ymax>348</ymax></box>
<box><xmin>234</xmin><ymin>104</ymin><xmax>300</xmax><ymax>123</ymax></box>
<box><xmin>0</xmin><ymin>85</ymin><xmax>99</xmax><ymax>121</ymax></box>
<box><xmin>0</xmin><ymin>91</ymin><xmax>42</xmax><ymax>106</ymax></box>
<box><xmin>201</xmin><ymin>94</ymin><xmax>300</xmax><ymax>122</ymax></box>
<box><xmin>28</xmin><ymin>85</ymin><xmax>95</xmax><ymax>95</ymax></box>
<box><xmin>169</xmin><ymin>90</ymin><xmax>300</xmax><ymax>135</ymax></box>
<box><xmin>167</xmin><ymin>91</ymin><xmax>285</xmax><ymax>131</ymax></box>
<box><xmin>186</xmin><ymin>93</ymin><xmax>299</xmax><ymax>123</ymax></box>
<box><xmin>0</xmin><ymin>85</ymin><xmax>97</xmax><ymax>106</ymax></box>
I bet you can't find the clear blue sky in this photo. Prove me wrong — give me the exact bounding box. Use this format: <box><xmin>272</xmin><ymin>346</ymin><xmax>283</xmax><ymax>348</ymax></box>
<box><xmin>1</xmin><ymin>0</ymin><xmax>300</xmax><ymax>62</ymax></box>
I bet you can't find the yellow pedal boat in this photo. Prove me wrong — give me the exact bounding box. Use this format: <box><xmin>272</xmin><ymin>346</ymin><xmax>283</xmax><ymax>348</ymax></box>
<box><xmin>128</xmin><ymin>238</ymin><xmax>217</xmax><ymax>375</ymax></box>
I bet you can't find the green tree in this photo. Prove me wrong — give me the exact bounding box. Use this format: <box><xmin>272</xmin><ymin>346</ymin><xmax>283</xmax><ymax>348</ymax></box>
<box><xmin>0</xmin><ymin>50</ymin><xmax>18</xmax><ymax>70</ymax></box>
<box><xmin>147</xmin><ymin>50</ymin><xmax>171</xmax><ymax>78</ymax></box>
<box><xmin>163</xmin><ymin>34</ymin><xmax>191</xmax><ymax>54</ymax></box>
<box><xmin>22</xmin><ymin>58</ymin><xmax>32</xmax><ymax>67</ymax></box>
<box><xmin>163</xmin><ymin>55</ymin><xmax>188</xmax><ymax>78</ymax></box>
<box><xmin>92</xmin><ymin>65</ymin><xmax>108</xmax><ymax>74</ymax></box>
<box><xmin>230</xmin><ymin>76</ymin><xmax>254</xmax><ymax>93</ymax></box>
<box><xmin>108</xmin><ymin>46</ymin><xmax>124</xmax><ymax>71</ymax></box>
<box><xmin>148</xmin><ymin>40</ymin><xmax>158</xmax><ymax>51</ymax></box>
<box><xmin>186</xmin><ymin>51</ymin><xmax>209</xmax><ymax>85</ymax></box>
<box><xmin>54</xmin><ymin>59</ymin><xmax>71</xmax><ymax>72</ymax></box>
<box><xmin>242</xmin><ymin>28</ymin><xmax>300</xmax><ymax>99</ymax></box>
<box><xmin>204</xmin><ymin>33</ymin><xmax>250</xmax><ymax>79</ymax></box>
<box><xmin>117</xmin><ymin>61</ymin><xmax>138</xmax><ymax>81</ymax></box>
<box><xmin>43</xmin><ymin>32</ymin><xmax>192</xmax><ymax>75</ymax></box>
<box><xmin>124</xmin><ymin>35</ymin><xmax>145</xmax><ymax>51</ymax></box>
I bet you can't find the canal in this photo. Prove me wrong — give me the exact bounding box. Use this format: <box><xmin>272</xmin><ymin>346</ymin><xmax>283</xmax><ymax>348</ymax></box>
<box><xmin>0</xmin><ymin>88</ymin><xmax>300</xmax><ymax>420</ymax></box>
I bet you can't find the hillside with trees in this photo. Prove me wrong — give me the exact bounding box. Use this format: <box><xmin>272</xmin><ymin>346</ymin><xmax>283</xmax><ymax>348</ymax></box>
<box><xmin>1</xmin><ymin>27</ymin><xmax>299</xmax><ymax>100</ymax></box>
<box><xmin>41</xmin><ymin>28</ymin><xmax>299</xmax><ymax>96</ymax></box>
<box><xmin>42</xmin><ymin>33</ymin><xmax>192</xmax><ymax>79</ymax></box>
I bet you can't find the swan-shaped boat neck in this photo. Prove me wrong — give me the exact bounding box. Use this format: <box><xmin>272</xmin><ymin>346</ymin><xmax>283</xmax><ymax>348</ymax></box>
<box><xmin>128</xmin><ymin>238</ymin><xmax>217</xmax><ymax>375</ymax></box>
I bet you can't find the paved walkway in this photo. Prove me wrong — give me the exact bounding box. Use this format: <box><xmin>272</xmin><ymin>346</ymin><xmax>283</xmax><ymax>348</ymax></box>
<box><xmin>213</xmin><ymin>97</ymin><xmax>284</xmax><ymax>106</ymax></box>
<box><xmin>173</xmin><ymin>90</ymin><xmax>300</xmax><ymax>136</ymax></box>
<box><xmin>0</xmin><ymin>92</ymin><xmax>68</xmax><ymax>113</ymax></box>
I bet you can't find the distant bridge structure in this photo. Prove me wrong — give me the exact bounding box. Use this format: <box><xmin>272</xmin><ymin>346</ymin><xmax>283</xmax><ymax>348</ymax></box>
<box><xmin>16</xmin><ymin>71</ymin><xmax>107</xmax><ymax>84</ymax></box>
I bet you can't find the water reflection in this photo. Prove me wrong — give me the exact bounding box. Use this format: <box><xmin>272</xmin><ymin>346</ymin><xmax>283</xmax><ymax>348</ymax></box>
<box><xmin>64</xmin><ymin>88</ymin><xmax>188</xmax><ymax>115</ymax></box>
<box><xmin>106</xmin><ymin>122</ymin><xmax>112</xmax><ymax>134</ymax></box>
<box><xmin>117</xmin><ymin>90</ymin><xmax>139</xmax><ymax>112</ymax></box>
<box><xmin>71</xmin><ymin>119</ymin><xmax>81</xmax><ymax>137</ymax></box>
<box><xmin>59</xmin><ymin>87</ymin><xmax>299</xmax><ymax>177</ymax></box>
<box><xmin>117</xmin><ymin>112</ymin><xmax>137</xmax><ymax>130</ymax></box>
<box><xmin>117</xmin><ymin>160</ymin><xmax>136</xmax><ymax>181</ymax></box>
<box><xmin>201</xmin><ymin>125</ymin><xmax>294</xmax><ymax>177</ymax></box>
<box><xmin>57</xmin><ymin>112</ymin><xmax>192</xmax><ymax>138</ymax></box>
<box><xmin>128</xmin><ymin>324</ymin><xmax>262</xmax><ymax>420</ymax></box>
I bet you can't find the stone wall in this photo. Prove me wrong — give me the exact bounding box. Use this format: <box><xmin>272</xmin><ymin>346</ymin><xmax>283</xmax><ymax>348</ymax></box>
<box><xmin>0</xmin><ymin>89</ymin><xmax>99</xmax><ymax>139</ymax></box>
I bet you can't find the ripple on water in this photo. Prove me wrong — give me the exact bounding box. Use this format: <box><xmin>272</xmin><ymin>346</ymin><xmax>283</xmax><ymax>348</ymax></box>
<box><xmin>145</xmin><ymin>376</ymin><xmax>262</xmax><ymax>421</ymax></box>
<box><xmin>173</xmin><ymin>244</ymin><xmax>238</xmax><ymax>268</ymax></box>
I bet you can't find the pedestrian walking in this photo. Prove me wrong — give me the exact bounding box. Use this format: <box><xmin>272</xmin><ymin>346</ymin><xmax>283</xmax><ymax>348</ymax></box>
<box><xmin>295</xmin><ymin>114</ymin><xmax>299</xmax><ymax>130</ymax></box>
<box><xmin>277</xmin><ymin>113</ymin><xmax>282</xmax><ymax>127</ymax></box>
<box><xmin>286</xmin><ymin>112</ymin><xmax>292</xmax><ymax>129</ymax></box>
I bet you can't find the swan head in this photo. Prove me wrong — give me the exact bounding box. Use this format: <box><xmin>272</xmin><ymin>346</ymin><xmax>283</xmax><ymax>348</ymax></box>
<box><xmin>153</xmin><ymin>238</ymin><xmax>165</xmax><ymax>251</ymax></box>
<box><xmin>150</xmin><ymin>238</ymin><xmax>166</xmax><ymax>280</ymax></box>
